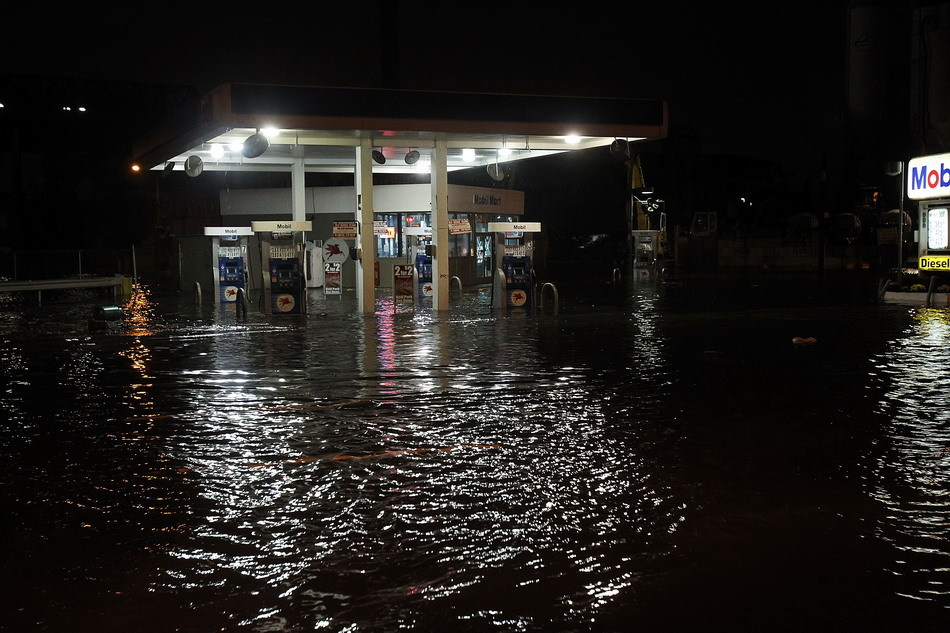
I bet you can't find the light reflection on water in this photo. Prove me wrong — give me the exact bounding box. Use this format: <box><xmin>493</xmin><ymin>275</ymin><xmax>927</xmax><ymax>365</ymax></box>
<box><xmin>1</xmin><ymin>276</ymin><xmax>949</xmax><ymax>631</ymax></box>
<box><xmin>867</xmin><ymin>308</ymin><xmax>950</xmax><ymax>604</ymax></box>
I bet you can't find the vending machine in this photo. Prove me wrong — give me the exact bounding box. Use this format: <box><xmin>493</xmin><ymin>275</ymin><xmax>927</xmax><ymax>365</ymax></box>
<box><xmin>251</xmin><ymin>220</ymin><xmax>312</xmax><ymax>314</ymax></box>
<box><xmin>203</xmin><ymin>226</ymin><xmax>253</xmax><ymax>304</ymax></box>
<box><xmin>488</xmin><ymin>221</ymin><xmax>541</xmax><ymax>311</ymax></box>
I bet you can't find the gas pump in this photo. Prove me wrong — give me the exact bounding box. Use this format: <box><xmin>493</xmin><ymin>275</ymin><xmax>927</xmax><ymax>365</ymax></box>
<box><xmin>203</xmin><ymin>226</ymin><xmax>253</xmax><ymax>304</ymax></box>
<box><xmin>488</xmin><ymin>221</ymin><xmax>541</xmax><ymax>311</ymax></box>
<box><xmin>405</xmin><ymin>226</ymin><xmax>433</xmax><ymax>301</ymax></box>
<box><xmin>630</xmin><ymin>230</ymin><xmax>660</xmax><ymax>269</ymax></box>
<box><xmin>251</xmin><ymin>220</ymin><xmax>312</xmax><ymax>314</ymax></box>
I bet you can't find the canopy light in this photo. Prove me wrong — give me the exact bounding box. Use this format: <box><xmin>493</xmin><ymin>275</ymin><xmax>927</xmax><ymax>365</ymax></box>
<box><xmin>610</xmin><ymin>138</ymin><xmax>632</xmax><ymax>161</ymax></box>
<box><xmin>242</xmin><ymin>131</ymin><xmax>269</xmax><ymax>159</ymax></box>
<box><xmin>184</xmin><ymin>154</ymin><xmax>203</xmax><ymax>177</ymax></box>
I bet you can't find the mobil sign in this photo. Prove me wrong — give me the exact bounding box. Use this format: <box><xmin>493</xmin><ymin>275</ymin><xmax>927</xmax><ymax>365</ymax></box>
<box><xmin>908</xmin><ymin>153</ymin><xmax>950</xmax><ymax>200</ymax></box>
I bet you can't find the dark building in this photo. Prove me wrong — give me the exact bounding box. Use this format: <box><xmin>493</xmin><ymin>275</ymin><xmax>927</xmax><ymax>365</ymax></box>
<box><xmin>0</xmin><ymin>75</ymin><xmax>199</xmax><ymax>276</ymax></box>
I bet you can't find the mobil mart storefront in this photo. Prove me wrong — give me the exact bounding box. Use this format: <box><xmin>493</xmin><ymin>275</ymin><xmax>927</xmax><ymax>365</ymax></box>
<box><xmin>131</xmin><ymin>83</ymin><xmax>667</xmax><ymax>312</ymax></box>
<box><xmin>218</xmin><ymin>182</ymin><xmax>525</xmax><ymax>288</ymax></box>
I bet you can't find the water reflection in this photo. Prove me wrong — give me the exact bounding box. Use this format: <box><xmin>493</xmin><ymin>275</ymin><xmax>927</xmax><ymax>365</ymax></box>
<box><xmin>868</xmin><ymin>307</ymin><xmax>950</xmax><ymax>604</ymax></box>
<box><xmin>2</xmin><ymin>278</ymin><xmax>949</xmax><ymax>631</ymax></box>
<box><xmin>127</xmin><ymin>288</ymin><xmax>686</xmax><ymax>631</ymax></box>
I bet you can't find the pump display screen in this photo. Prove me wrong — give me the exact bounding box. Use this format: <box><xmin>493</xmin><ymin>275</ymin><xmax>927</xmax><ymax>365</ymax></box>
<box><xmin>929</xmin><ymin>208</ymin><xmax>949</xmax><ymax>250</ymax></box>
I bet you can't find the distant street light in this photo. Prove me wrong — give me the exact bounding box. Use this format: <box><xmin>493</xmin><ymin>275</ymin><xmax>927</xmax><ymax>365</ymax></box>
<box><xmin>632</xmin><ymin>187</ymin><xmax>654</xmax><ymax>203</ymax></box>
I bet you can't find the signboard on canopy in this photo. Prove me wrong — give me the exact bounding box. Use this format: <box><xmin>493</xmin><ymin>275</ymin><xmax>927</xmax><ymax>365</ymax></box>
<box><xmin>487</xmin><ymin>222</ymin><xmax>541</xmax><ymax>233</ymax></box>
<box><xmin>203</xmin><ymin>226</ymin><xmax>253</xmax><ymax>237</ymax></box>
<box><xmin>333</xmin><ymin>221</ymin><xmax>358</xmax><ymax>239</ymax></box>
<box><xmin>251</xmin><ymin>221</ymin><xmax>312</xmax><ymax>232</ymax></box>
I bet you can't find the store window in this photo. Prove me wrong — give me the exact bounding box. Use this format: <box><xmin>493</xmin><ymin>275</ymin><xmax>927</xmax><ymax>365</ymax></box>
<box><xmin>474</xmin><ymin>214</ymin><xmax>494</xmax><ymax>279</ymax></box>
<box><xmin>374</xmin><ymin>213</ymin><xmax>400</xmax><ymax>257</ymax></box>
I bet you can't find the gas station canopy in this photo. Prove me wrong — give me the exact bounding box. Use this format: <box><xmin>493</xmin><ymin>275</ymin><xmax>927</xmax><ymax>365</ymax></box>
<box><xmin>131</xmin><ymin>83</ymin><xmax>668</xmax><ymax>175</ymax></box>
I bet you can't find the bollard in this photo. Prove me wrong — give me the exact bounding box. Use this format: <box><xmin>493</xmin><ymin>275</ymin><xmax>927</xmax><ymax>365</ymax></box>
<box><xmin>194</xmin><ymin>281</ymin><xmax>202</xmax><ymax>306</ymax></box>
<box><xmin>539</xmin><ymin>282</ymin><xmax>559</xmax><ymax>315</ymax></box>
<box><xmin>236</xmin><ymin>288</ymin><xmax>248</xmax><ymax>320</ymax></box>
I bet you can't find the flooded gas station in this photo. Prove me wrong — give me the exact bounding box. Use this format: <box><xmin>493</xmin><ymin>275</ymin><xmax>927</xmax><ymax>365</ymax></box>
<box><xmin>2</xmin><ymin>84</ymin><xmax>950</xmax><ymax>631</ymax></box>
<box><xmin>1</xmin><ymin>270</ymin><xmax>949</xmax><ymax>632</ymax></box>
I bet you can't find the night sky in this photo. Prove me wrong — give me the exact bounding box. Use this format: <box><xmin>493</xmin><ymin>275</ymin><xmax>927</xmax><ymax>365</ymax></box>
<box><xmin>1</xmin><ymin>1</ymin><xmax>846</xmax><ymax>167</ymax></box>
<box><xmin>0</xmin><ymin>1</ymin><xmax>857</xmax><ymax>253</ymax></box>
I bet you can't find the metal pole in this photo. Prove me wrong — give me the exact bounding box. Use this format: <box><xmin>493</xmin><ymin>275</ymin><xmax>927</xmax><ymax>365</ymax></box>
<box><xmin>885</xmin><ymin>161</ymin><xmax>904</xmax><ymax>285</ymax></box>
<box><xmin>898</xmin><ymin>161</ymin><xmax>905</xmax><ymax>285</ymax></box>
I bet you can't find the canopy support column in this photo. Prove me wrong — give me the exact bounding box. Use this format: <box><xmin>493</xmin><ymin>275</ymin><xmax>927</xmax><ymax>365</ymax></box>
<box><xmin>430</xmin><ymin>140</ymin><xmax>450</xmax><ymax>311</ymax></box>
<box><xmin>355</xmin><ymin>141</ymin><xmax>377</xmax><ymax>313</ymax></box>
<box><xmin>291</xmin><ymin>158</ymin><xmax>306</xmax><ymax>221</ymax></box>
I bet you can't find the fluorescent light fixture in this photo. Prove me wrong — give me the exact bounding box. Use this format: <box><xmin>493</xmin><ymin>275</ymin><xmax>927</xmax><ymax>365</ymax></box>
<box><xmin>462</xmin><ymin>148</ymin><xmax>476</xmax><ymax>162</ymax></box>
<box><xmin>564</xmin><ymin>135</ymin><xmax>581</xmax><ymax>144</ymax></box>
<box><xmin>209</xmin><ymin>144</ymin><xmax>225</xmax><ymax>159</ymax></box>
<box><xmin>498</xmin><ymin>148</ymin><xmax>512</xmax><ymax>158</ymax></box>
<box><xmin>261</xmin><ymin>127</ymin><xmax>279</xmax><ymax>138</ymax></box>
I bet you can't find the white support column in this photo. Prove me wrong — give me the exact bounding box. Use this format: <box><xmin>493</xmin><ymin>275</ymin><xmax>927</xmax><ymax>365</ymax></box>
<box><xmin>291</xmin><ymin>158</ymin><xmax>306</xmax><ymax>221</ymax></box>
<box><xmin>430</xmin><ymin>140</ymin><xmax>450</xmax><ymax>310</ymax></box>
<box><xmin>355</xmin><ymin>141</ymin><xmax>377</xmax><ymax>313</ymax></box>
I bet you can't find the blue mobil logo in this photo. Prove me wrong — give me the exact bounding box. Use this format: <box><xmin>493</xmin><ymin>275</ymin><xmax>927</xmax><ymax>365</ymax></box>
<box><xmin>908</xmin><ymin>153</ymin><xmax>950</xmax><ymax>200</ymax></box>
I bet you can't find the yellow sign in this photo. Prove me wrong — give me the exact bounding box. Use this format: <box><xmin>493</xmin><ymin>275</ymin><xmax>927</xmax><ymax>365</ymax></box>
<box><xmin>919</xmin><ymin>255</ymin><xmax>950</xmax><ymax>270</ymax></box>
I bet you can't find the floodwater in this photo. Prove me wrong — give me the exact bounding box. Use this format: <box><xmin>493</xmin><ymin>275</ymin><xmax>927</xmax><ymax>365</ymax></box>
<box><xmin>1</xmin><ymin>271</ymin><xmax>949</xmax><ymax>632</ymax></box>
